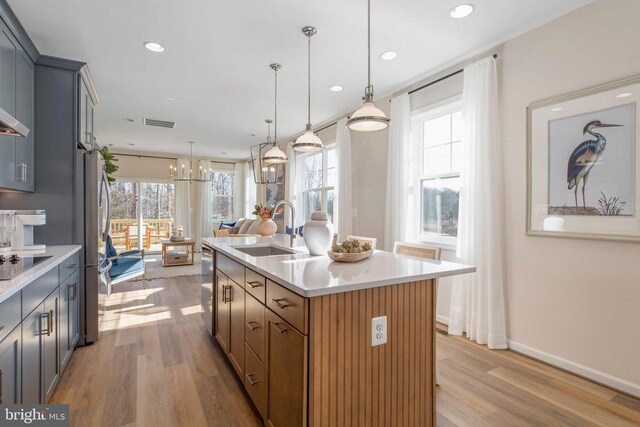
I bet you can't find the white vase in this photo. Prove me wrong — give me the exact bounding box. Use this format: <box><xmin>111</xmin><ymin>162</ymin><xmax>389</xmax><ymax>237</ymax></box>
<box><xmin>257</xmin><ymin>218</ymin><xmax>277</xmax><ymax>236</ymax></box>
<box><xmin>304</xmin><ymin>211</ymin><xmax>334</xmax><ymax>256</ymax></box>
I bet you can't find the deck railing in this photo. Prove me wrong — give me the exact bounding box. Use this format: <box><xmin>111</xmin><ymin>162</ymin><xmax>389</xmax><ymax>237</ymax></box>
<box><xmin>110</xmin><ymin>218</ymin><xmax>173</xmax><ymax>250</ymax></box>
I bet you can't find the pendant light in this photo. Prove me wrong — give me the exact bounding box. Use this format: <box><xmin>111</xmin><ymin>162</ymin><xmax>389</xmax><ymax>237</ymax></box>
<box><xmin>249</xmin><ymin>119</ymin><xmax>281</xmax><ymax>184</ymax></box>
<box><xmin>293</xmin><ymin>26</ymin><xmax>323</xmax><ymax>152</ymax></box>
<box><xmin>262</xmin><ymin>63</ymin><xmax>288</xmax><ymax>164</ymax></box>
<box><xmin>346</xmin><ymin>0</ymin><xmax>390</xmax><ymax>132</ymax></box>
<box><xmin>169</xmin><ymin>141</ymin><xmax>212</xmax><ymax>182</ymax></box>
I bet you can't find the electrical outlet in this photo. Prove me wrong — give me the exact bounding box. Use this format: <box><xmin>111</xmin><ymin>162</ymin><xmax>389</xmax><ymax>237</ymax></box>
<box><xmin>371</xmin><ymin>316</ymin><xmax>387</xmax><ymax>346</ymax></box>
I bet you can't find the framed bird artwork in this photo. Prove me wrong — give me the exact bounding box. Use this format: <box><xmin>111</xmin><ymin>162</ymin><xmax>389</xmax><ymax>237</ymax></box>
<box><xmin>527</xmin><ymin>75</ymin><xmax>640</xmax><ymax>242</ymax></box>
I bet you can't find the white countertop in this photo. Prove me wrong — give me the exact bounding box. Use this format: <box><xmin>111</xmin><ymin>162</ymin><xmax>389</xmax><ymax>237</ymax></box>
<box><xmin>202</xmin><ymin>236</ymin><xmax>475</xmax><ymax>297</ymax></box>
<box><xmin>0</xmin><ymin>245</ymin><xmax>82</xmax><ymax>304</ymax></box>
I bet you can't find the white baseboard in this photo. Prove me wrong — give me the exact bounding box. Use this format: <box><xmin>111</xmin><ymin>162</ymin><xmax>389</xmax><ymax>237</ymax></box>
<box><xmin>435</xmin><ymin>314</ymin><xmax>450</xmax><ymax>325</ymax></box>
<box><xmin>508</xmin><ymin>340</ymin><xmax>640</xmax><ymax>398</ymax></box>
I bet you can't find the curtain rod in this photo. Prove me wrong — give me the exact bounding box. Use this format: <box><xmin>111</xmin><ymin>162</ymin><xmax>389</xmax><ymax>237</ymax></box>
<box><xmin>407</xmin><ymin>53</ymin><xmax>497</xmax><ymax>96</ymax></box>
<box><xmin>115</xmin><ymin>152</ymin><xmax>236</xmax><ymax>165</ymax></box>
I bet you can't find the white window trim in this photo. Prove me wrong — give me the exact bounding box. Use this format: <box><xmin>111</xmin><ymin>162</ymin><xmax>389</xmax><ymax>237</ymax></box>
<box><xmin>295</xmin><ymin>142</ymin><xmax>336</xmax><ymax>225</ymax></box>
<box><xmin>411</xmin><ymin>96</ymin><xmax>462</xmax><ymax>248</ymax></box>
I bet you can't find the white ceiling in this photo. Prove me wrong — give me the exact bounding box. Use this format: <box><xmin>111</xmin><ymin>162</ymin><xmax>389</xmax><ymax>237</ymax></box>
<box><xmin>9</xmin><ymin>0</ymin><xmax>592</xmax><ymax>160</ymax></box>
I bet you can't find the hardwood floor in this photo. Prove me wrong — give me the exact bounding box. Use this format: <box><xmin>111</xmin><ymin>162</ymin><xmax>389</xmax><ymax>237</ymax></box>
<box><xmin>52</xmin><ymin>275</ymin><xmax>640</xmax><ymax>427</ymax></box>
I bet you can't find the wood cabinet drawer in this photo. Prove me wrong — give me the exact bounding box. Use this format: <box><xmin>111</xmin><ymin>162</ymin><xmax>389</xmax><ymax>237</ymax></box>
<box><xmin>266</xmin><ymin>280</ymin><xmax>308</xmax><ymax>334</ymax></box>
<box><xmin>245</xmin><ymin>268</ymin><xmax>266</xmax><ymax>303</ymax></box>
<box><xmin>245</xmin><ymin>292</ymin><xmax>266</xmax><ymax>363</ymax></box>
<box><xmin>59</xmin><ymin>251</ymin><xmax>80</xmax><ymax>283</ymax></box>
<box><xmin>0</xmin><ymin>291</ymin><xmax>21</xmax><ymax>342</ymax></box>
<box><xmin>244</xmin><ymin>343</ymin><xmax>267</xmax><ymax>419</ymax></box>
<box><xmin>217</xmin><ymin>253</ymin><xmax>244</xmax><ymax>287</ymax></box>
<box><xmin>22</xmin><ymin>268</ymin><xmax>58</xmax><ymax>319</ymax></box>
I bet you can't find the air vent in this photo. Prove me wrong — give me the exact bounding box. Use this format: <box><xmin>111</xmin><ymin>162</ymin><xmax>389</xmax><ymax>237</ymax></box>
<box><xmin>143</xmin><ymin>118</ymin><xmax>176</xmax><ymax>129</ymax></box>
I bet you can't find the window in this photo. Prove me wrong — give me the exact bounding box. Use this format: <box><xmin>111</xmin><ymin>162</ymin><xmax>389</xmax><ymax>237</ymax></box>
<box><xmin>211</xmin><ymin>171</ymin><xmax>235</xmax><ymax>220</ymax></box>
<box><xmin>412</xmin><ymin>99</ymin><xmax>463</xmax><ymax>245</ymax></box>
<box><xmin>297</xmin><ymin>145</ymin><xmax>336</xmax><ymax>224</ymax></box>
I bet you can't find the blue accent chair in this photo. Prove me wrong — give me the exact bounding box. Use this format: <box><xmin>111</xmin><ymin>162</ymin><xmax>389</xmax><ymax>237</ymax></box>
<box><xmin>100</xmin><ymin>235</ymin><xmax>146</xmax><ymax>297</ymax></box>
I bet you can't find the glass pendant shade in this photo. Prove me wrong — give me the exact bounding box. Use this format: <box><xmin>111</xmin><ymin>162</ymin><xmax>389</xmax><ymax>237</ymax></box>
<box><xmin>347</xmin><ymin>100</ymin><xmax>390</xmax><ymax>132</ymax></box>
<box><xmin>293</xmin><ymin>129</ymin><xmax>323</xmax><ymax>152</ymax></box>
<box><xmin>262</xmin><ymin>145</ymin><xmax>288</xmax><ymax>164</ymax></box>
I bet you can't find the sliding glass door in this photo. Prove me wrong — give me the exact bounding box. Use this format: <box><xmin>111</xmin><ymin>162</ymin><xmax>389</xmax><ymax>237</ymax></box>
<box><xmin>109</xmin><ymin>179</ymin><xmax>175</xmax><ymax>253</ymax></box>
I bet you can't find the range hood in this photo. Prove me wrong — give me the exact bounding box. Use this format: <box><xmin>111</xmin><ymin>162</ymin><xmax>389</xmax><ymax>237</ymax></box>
<box><xmin>0</xmin><ymin>106</ymin><xmax>29</xmax><ymax>137</ymax></box>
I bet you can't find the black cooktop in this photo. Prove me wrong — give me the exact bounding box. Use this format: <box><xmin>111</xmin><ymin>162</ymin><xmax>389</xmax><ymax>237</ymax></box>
<box><xmin>0</xmin><ymin>254</ymin><xmax>52</xmax><ymax>280</ymax></box>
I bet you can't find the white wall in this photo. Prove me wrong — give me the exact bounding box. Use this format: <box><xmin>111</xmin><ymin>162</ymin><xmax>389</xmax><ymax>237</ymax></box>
<box><xmin>347</xmin><ymin>0</ymin><xmax>640</xmax><ymax>395</ymax></box>
<box><xmin>500</xmin><ymin>0</ymin><xmax>640</xmax><ymax>393</ymax></box>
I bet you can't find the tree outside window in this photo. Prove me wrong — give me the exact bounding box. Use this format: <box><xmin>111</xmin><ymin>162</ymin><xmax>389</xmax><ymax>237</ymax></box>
<box><xmin>211</xmin><ymin>171</ymin><xmax>235</xmax><ymax>220</ymax></box>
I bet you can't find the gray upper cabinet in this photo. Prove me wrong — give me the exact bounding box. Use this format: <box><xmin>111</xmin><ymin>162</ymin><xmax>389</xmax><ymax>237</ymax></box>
<box><xmin>0</xmin><ymin>20</ymin><xmax>17</xmax><ymax>190</ymax></box>
<box><xmin>0</xmin><ymin>17</ymin><xmax>35</xmax><ymax>192</ymax></box>
<box><xmin>14</xmin><ymin>48</ymin><xmax>35</xmax><ymax>191</ymax></box>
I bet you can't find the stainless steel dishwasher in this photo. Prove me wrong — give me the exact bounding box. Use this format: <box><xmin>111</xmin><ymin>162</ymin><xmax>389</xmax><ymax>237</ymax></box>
<box><xmin>201</xmin><ymin>244</ymin><xmax>214</xmax><ymax>335</ymax></box>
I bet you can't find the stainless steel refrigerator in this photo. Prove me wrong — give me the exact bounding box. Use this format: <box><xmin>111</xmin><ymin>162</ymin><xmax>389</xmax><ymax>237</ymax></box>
<box><xmin>84</xmin><ymin>150</ymin><xmax>111</xmax><ymax>343</ymax></box>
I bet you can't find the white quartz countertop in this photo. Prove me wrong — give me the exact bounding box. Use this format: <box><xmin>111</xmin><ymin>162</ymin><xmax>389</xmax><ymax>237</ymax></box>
<box><xmin>0</xmin><ymin>245</ymin><xmax>82</xmax><ymax>304</ymax></box>
<box><xmin>202</xmin><ymin>236</ymin><xmax>475</xmax><ymax>297</ymax></box>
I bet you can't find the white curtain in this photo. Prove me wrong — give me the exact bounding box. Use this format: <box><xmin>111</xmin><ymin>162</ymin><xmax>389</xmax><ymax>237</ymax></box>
<box><xmin>335</xmin><ymin>118</ymin><xmax>353</xmax><ymax>236</ymax></box>
<box><xmin>193</xmin><ymin>160</ymin><xmax>213</xmax><ymax>248</ymax></box>
<box><xmin>244</xmin><ymin>162</ymin><xmax>257</xmax><ymax>218</ymax></box>
<box><xmin>383</xmin><ymin>93</ymin><xmax>412</xmax><ymax>251</ymax></box>
<box><xmin>448</xmin><ymin>56</ymin><xmax>507</xmax><ymax>349</ymax></box>
<box><xmin>234</xmin><ymin>162</ymin><xmax>245</xmax><ymax>220</ymax></box>
<box><xmin>174</xmin><ymin>158</ymin><xmax>192</xmax><ymax>239</ymax></box>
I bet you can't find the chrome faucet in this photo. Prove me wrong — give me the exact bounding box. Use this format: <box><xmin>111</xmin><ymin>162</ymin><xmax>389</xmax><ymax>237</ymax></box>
<box><xmin>272</xmin><ymin>200</ymin><xmax>296</xmax><ymax>245</ymax></box>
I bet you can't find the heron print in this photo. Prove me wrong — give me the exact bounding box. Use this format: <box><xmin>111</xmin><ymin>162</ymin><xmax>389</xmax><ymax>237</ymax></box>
<box><xmin>548</xmin><ymin>104</ymin><xmax>635</xmax><ymax>216</ymax></box>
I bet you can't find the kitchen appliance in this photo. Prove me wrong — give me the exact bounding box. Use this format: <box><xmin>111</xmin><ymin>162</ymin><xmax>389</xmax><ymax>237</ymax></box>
<box><xmin>12</xmin><ymin>210</ymin><xmax>47</xmax><ymax>251</ymax></box>
<box><xmin>0</xmin><ymin>105</ymin><xmax>30</xmax><ymax>137</ymax></box>
<box><xmin>0</xmin><ymin>210</ymin><xmax>16</xmax><ymax>253</ymax></box>
<box><xmin>0</xmin><ymin>254</ymin><xmax>51</xmax><ymax>280</ymax></box>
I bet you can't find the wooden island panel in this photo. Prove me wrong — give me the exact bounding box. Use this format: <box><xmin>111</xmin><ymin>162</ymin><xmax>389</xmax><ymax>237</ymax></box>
<box><xmin>308</xmin><ymin>279</ymin><xmax>435</xmax><ymax>427</ymax></box>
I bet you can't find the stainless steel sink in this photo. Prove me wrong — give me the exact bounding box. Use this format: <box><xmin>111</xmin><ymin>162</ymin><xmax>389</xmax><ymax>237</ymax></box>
<box><xmin>232</xmin><ymin>245</ymin><xmax>297</xmax><ymax>257</ymax></box>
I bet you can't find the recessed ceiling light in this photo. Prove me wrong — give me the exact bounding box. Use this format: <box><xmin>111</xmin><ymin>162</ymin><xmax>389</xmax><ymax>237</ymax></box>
<box><xmin>450</xmin><ymin>4</ymin><xmax>474</xmax><ymax>19</ymax></box>
<box><xmin>550</xmin><ymin>107</ymin><xmax>563</xmax><ymax>112</ymax></box>
<box><xmin>380</xmin><ymin>51</ymin><xmax>398</xmax><ymax>61</ymax></box>
<box><xmin>144</xmin><ymin>41</ymin><xmax>165</xmax><ymax>53</ymax></box>
<box><xmin>329</xmin><ymin>85</ymin><xmax>344</xmax><ymax>92</ymax></box>
<box><xmin>166</xmin><ymin>97</ymin><xmax>178</xmax><ymax>102</ymax></box>
<box><xmin>616</xmin><ymin>92</ymin><xmax>633</xmax><ymax>98</ymax></box>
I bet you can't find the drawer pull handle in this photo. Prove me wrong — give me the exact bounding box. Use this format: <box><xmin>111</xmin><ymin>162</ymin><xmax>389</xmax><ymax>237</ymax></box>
<box><xmin>67</xmin><ymin>263</ymin><xmax>77</xmax><ymax>269</ymax></box>
<box><xmin>40</xmin><ymin>312</ymin><xmax>52</xmax><ymax>337</ymax></box>
<box><xmin>271</xmin><ymin>323</ymin><xmax>288</xmax><ymax>334</ymax></box>
<box><xmin>246</xmin><ymin>373</ymin><xmax>261</xmax><ymax>386</ymax></box>
<box><xmin>270</xmin><ymin>298</ymin><xmax>289</xmax><ymax>309</ymax></box>
<box><xmin>69</xmin><ymin>283</ymin><xmax>78</xmax><ymax>301</ymax></box>
<box><xmin>246</xmin><ymin>281</ymin><xmax>263</xmax><ymax>289</ymax></box>
<box><xmin>246</xmin><ymin>321</ymin><xmax>259</xmax><ymax>331</ymax></box>
<box><xmin>223</xmin><ymin>285</ymin><xmax>232</xmax><ymax>303</ymax></box>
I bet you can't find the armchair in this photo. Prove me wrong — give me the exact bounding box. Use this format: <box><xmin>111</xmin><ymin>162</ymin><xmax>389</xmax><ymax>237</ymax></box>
<box><xmin>101</xmin><ymin>235</ymin><xmax>147</xmax><ymax>297</ymax></box>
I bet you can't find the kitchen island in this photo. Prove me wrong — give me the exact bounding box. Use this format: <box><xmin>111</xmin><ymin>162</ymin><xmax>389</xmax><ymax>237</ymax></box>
<box><xmin>201</xmin><ymin>235</ymin><xmax>474</xmax><ymax>427</ymax></box>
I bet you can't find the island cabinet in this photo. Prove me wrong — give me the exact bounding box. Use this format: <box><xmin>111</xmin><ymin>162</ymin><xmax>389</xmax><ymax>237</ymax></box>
<box><xmin>211</xmin><ymin>250</ymin><xmax>436</xmax><ymax>427</ymax></box>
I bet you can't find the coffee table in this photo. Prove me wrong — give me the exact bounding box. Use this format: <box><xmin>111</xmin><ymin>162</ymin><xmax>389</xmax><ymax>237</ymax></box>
<box><xmin>161</xmin><ymin>239</ymin><xmax>195</xmax><ymax>267</ymax></box>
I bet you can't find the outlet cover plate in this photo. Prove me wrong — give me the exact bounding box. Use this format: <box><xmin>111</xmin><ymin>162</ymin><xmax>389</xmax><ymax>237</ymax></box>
<box><xmin>371</xmin><ymin>316</ymin><xmax>387</xmax><ymax>346</ymax></box>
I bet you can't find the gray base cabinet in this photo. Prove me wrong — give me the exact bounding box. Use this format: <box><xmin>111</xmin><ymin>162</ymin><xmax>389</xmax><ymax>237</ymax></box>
<box><xmin>0</xmin><ymin>325</ymin><xmax>22</xmax><ymax>404</ymax></box>
<box><xmin>0</xmin><ymin>252</ymin><xmax>80</xmax><ymax>404</ymax></box>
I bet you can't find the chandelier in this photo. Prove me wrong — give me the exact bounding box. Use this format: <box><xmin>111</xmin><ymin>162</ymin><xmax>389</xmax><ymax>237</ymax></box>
<box><xmin>169</xmin><ymin>141</ymin><xmax>213</xmax><ymax>182</ymax></box>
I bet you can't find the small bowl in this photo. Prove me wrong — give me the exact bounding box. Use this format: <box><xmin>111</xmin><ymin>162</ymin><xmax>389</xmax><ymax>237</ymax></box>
<box><xmin>327</xmin><ymin>249</ymin><xmax>373</xmax><ymax>263</ymax></box>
